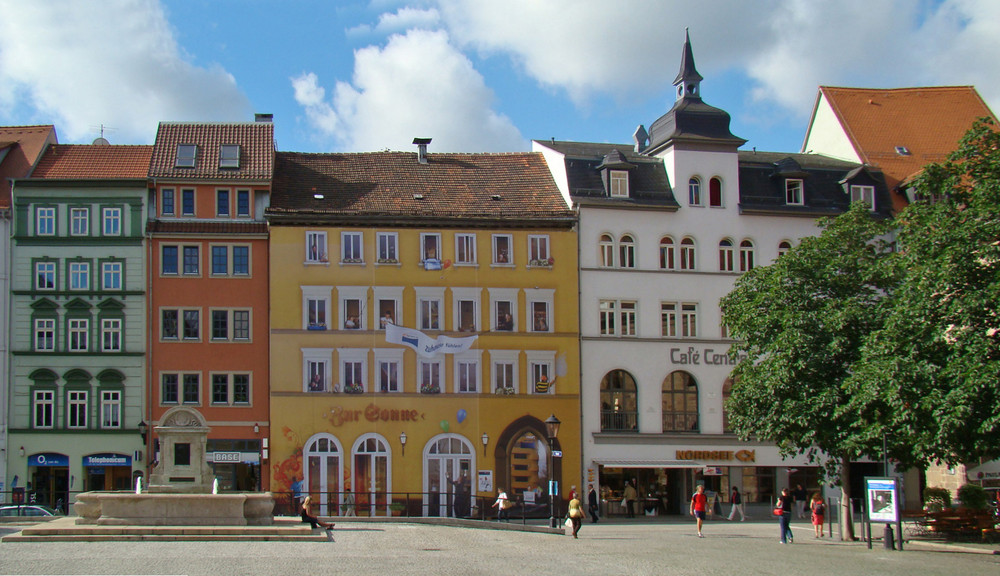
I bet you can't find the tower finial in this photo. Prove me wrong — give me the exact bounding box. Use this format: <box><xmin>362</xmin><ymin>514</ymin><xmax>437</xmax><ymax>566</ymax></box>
<box><xmin>673</xmin><ymin>29</ymin><xmax>703</xmax><ymax>100</ymax></box>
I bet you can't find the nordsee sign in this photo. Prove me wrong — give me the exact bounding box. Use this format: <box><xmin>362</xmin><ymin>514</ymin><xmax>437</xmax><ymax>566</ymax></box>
<box><xmin>669</xmin><ymin>347</ymin><xmax>746</xmax><ymax>366</ymax></box>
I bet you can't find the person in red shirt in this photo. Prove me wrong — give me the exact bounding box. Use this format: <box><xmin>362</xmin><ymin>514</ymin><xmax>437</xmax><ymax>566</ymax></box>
<box><xmin>690</xmin><ymin>484</ymin><xmax>708</xmax><ymax>537</ymax></box>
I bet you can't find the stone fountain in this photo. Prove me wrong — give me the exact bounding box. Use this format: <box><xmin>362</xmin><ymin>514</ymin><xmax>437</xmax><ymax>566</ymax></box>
<box><xmin>74</xmin><ymin>407</ymin><xmax>273</xmax><ymax>526</ymax></box>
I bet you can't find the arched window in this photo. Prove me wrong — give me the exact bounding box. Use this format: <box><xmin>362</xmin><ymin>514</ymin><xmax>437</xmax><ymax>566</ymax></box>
<box><xmin>659</xmin><ymin>237</ymin><xmax>675</xmax><ymax>270</ymax></box>
<box><xmin>739</xmin><ymin>240</ymin><xmax>755</xmax><ymax>272</ymax></box>
<box><xmin>618</xmin><ymin>234</ymin><xmax>635</xmax><ymax>268</ymax></box>
<box><xmin>599</xmin><ymin>234</ymin><xmax>614</xmax><ymax>267</ymax></box>
<box><xmin>353</xmin><ymin>434</ymin><xmax>391</xmax><ymax>516</ymax></box>
<box><xmin>709</xmin><ymin>177</ymin><xmax>723</xmax><ymax>207</ymax></box>
<box><xmin>688</xmin><ymin>177</ymin><xmax>702</xmax><ymax>206</ymax></box>
<box><xmin>718</xmin><ymin>239</ymin><xmax>734</xmax><ymax>272</ymax></box>
<box><xmin>680</xmin><ymin>237</ymin><xmax>696</xmax><ymax>270</ymax></box>
<box><xmin>722</xmin><ymin>378</ymin><xmax>734</xmax><ymax>433</ymax></box>
<box><xmin>304</xmin><ymin>433</ymin><xmax>344</xmax><ymax>516</ymax></box>
<box><xmin>777</xmin><ymin>240</ymin><xmax>792</xmax><ymax>257</ymax></box>
<box><xmin>600</xmin><ymin>370</ymin><xmax>638</xmax><ymax>431</ymax></box>
<box><xmin>662</xmin><ymin>371</ymin><xmax>699</xmax><ymax>432</ymax></box>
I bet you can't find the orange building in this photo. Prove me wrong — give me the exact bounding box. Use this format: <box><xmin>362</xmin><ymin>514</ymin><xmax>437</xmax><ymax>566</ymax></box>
<box><xmin>146</xmin><ymin>118</ymin><xmax>274</xmax><ymax>490</ymax></box>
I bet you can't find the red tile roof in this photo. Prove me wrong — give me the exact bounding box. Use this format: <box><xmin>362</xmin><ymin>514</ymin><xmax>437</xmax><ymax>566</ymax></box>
<box><xmin>149</xmin><ymin>122</ymin><xmax>274</xmax><ymax>181</ymax></box>
<box><xmin>268</xmin><ymin>151</ymin><xmax>574</xmax><ymax>226</ymax></box>
<box><xmin>816</xmin><ymin>86</ymin><xmax>996</xmax><ymax>192</ymax></box>
<box><xmin>31</xmin><ymin>144</ymin><xmax>152</xmax><ymax>180</ymax></box>
<box><xmin>146</xmin><ymin>220</ymin><xmax>268</xmax><ymax>235</ymax></box>
<box><xmin>0</xmin><ymin>125</ymin><xmax>57</xmax><ymax>209</ymax></box>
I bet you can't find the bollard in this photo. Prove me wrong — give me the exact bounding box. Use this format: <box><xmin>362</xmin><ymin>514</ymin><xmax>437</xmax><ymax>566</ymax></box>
<box><xmin>883</xmin><ymin>524</ymin><xmax>895</xmax><ymax>550</ymax></box>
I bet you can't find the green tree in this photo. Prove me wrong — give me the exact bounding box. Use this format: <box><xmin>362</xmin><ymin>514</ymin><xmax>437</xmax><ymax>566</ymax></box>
<box><xmin>720</xmin><ymin>203</ymin><xmax>898</xmax><ymax>540</ymax></box>
<box><xmin>848</xmin><ymin>119</ymin><xmax>1000</xmax><ymax>468</ymax></box>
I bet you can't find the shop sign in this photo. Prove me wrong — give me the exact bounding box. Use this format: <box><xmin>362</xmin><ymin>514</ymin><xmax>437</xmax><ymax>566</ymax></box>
<box><xmin>28</xmin><ymin>453</ymin><xmax>69</xmax><ymax>467</ymax></box>
<box><xmin>328</xmin><ymin>403</ymin><xmax>424</xmax><ymax>427</ymax></box>
<box><xmin>83</xmin><ymin>453</ymin><xmax>131</xmax><ymax>467</ymax></box>
<box><xmin>669</xmin><ymin>347</ymin><xmax>747</xmax><ymax>366</ymax></box>
<box><xmin>213</xmin><ymin>452</ymin><xmax>241</xmax><ymax>463</ymax></box>
<box><xmin>675</xmin><ymin>449</ymin><xmax>756</xmax><ymax>463</ymax></box>
<box><xmin>703</xmin><ymin>467</ymin><xmax>723</xmax><ymax>476</ymax></box>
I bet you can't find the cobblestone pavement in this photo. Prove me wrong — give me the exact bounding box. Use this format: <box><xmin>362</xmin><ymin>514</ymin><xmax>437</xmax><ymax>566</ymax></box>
<box><xmin>1</xmin><ymin>517</ymin><xmax>997</xmax><ymax>576</ymax></box>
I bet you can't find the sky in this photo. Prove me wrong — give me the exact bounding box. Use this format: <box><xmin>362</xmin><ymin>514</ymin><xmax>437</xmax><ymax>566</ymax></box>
<box><xmin>1</xmin><ymin>0</ymin><xmax>999</xmax><ymax>156</ymax></box>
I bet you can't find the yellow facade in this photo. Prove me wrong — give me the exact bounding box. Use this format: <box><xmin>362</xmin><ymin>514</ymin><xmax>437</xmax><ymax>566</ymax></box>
<box><xmin>268</xmin><ymin>224</ymin><xmax>579</xmax><ymax>517</ymax></box>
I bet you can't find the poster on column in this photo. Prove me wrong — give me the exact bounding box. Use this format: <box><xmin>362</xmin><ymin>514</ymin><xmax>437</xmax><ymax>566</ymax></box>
<box><xmin>864</xmin><ymin>477</ymin><xmax>899</xmax><ymax>523</ymax></box>
<box><xmin>478</xmin><ymin>470</ymin><xmax>493</xmax><ymax>493</ymax></box>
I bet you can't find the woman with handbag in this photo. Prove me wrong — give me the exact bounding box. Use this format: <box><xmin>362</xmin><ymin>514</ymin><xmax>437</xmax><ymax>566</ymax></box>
<box><xmin>567</xmin><ymin>493</ymin><xmax>585</xmax><ymax>538</ymax></box>
<box><xmin>776</xmin><ymin>488</ymin><xmax>794</xmax><ymax>544</ymax></box>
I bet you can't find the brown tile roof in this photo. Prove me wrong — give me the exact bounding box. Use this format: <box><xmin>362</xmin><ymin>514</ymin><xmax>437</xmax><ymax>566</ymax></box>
<box><xmin>146</xmin><ymin>220</ymin><xmax>268</xmax><ymax>235</ymax></box>
<box><xmin>815</xmin><ymin>86</ymin><xmax>996</xmax><ymax>192</ymax></box>
<box><xmin>149</xmin><ymin>122</ymin><xmax>274</xmax><ymax>181</ymax></box>
<box><xmin>31</xmin><ymin>144</ymin><xmax>152</xmax><ymax>180</ymax></box>
<box><xmin>268</xmin><ymin>151</ymin><xmax>575</xmax><ymax>226</ymax></box>
<box><xmin>0</xmin><ymin>125</ymin><xmax>57</xmax><ymax>209</ymax></box>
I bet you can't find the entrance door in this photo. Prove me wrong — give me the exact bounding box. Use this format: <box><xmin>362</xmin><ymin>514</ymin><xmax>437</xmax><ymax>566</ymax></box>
<box><xmin>31</xmin><ymin>467</ymin><xmax>69</xmax><ymax>512</ymax></box>
<box><xmin>304</xmin><ymin>434</ymin><xmax>342</xmax><ymax>516</ymax></box>
<box><xmin>424</xmin><ymin>435</ymin><xmax>473</xmax><ymax>517</ymax></box>
<box><xmin>353</xmin><ymin>435</ymin><xmax>390</xmax><ymax>516</ymax></box>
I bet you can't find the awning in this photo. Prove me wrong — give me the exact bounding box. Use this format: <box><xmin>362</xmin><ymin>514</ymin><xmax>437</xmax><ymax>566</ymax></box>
<box><xmin>967</xmin><ymin>459</ymin><xmax>1000</xmax><ymax>481</ymax></box>
<box><xmin>594</xmin><ymin>459</ymin><xmax>701</xmax><ymax>469</ymax></box>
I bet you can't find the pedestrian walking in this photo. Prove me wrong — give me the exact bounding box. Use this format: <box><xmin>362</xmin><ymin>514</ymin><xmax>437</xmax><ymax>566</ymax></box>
<box><xmin>690</xmin><ymin>484</ymin><xmax>708</xmax><ymax>538</ymax></box>
<box><xmin>727</xmin><ymin>486</ymin><xmax>745</xmax><ymax>521</ymax></box>
<box><xmin>567</xmin><ymin>493</ymin><xmax>585</xmax><ymax>538</ymax></box>
<box><xmin>810</xmin><ymin>493</ymin><xmax>826</xmax><ymax>538</ymax></box>
<box><xmin>623</xmin><ymin>480</ymin><xmax>638</xmax><ymax>518</ymax></box>
<box><xmin>793</xmin><ymin>484</ymin><xmax>808</xmax><ymax>519</ymax></box>
<box><xmin>587</xmin><ymin>483</ymin><xmax>600</xmax><ymax>523</ymax></box>
<box><xmin>491</xmin><ymin>487</ymin><xmax>510</xmax><ymax>522</ymax></box>
<box><xmin>776</xmin><ymin>488</ymin><xmax>794</xmax><ymax>544</ymax></box>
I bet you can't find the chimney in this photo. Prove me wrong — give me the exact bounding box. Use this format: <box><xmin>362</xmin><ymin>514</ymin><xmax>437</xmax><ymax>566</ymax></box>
<box><xmin>413</xmin><ymin>138</ymin><xmax>432</xmax><ymax>164</ymax></box>
<box><xmin>255</xmin><ymin>113</ymin><xmax>273</xmax><ymax>123</ymax></box>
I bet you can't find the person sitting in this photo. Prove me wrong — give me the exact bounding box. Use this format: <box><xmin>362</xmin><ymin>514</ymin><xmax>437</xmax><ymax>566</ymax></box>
<box><xmin>301</xmin><ymin>496</ymin><xmax>334</xmax><ymax>531</ymax></box>
<box><xmin>308</xmin><ymin>374</ymin><xmax>324</xmax><ymax>392</ymax></box>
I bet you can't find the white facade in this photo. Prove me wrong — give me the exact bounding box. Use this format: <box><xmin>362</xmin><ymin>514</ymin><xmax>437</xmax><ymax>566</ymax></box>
<box><xmin>801</xmin><ymin>93</ymin><xmax>861</xmax><ymax>162</ymax></box>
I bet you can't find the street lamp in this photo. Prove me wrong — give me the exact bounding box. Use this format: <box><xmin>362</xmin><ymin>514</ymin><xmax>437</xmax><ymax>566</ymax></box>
<box><xmin>481</xmin><ymin>432</ymin><xmax>489</xmax><ymax>456</ymax></box>
<box><xmin>545</xmin><ymin>414</ymin><xmax>561</xmax><ymax>528</ymax></box>
<box><xmin>399</xmin><ymin>431</ymin><xmax>408</xmax><ymax>456</ymax></box>
<box><xmin>137</xmin><ymin>420</ymin><xmax>148</xmax><ymax>438</ymax></box>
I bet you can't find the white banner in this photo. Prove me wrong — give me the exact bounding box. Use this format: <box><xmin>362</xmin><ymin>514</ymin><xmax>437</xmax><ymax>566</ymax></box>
<box><xmin>385</xmin><ymin>323</ymin><xmax>478</xmax><ymax>358</ymax></box>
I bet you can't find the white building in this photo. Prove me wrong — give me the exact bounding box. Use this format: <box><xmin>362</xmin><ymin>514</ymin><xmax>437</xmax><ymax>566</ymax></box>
<box><xmin>535</xmin><ymin>32</ymin><xmax>893</xmax><ymax>515</ymax></box>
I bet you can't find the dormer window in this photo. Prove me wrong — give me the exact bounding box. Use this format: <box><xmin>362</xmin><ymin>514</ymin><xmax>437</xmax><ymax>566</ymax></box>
<box><xmin>175</xmin><ymin>144</ymin><xmax>197</xmax><ymax>168</ymax></box>
<box><xmin>219</xmin><ymin>144</ymin><xmax>240</xmax><ymax>169</ymax></box>
<box><xmin>850</xmin><ymin>185</ymin><xmax>875</xmax><ymax>211</ymax></box>
<box><xmin>610</xmin><ymin>170</ymin><xmax>629</xmax><ymax>198</ymax></box>
<box><xmin>785</xmin><ymin>179</ymin><xmax>803</xmax><ymax>205</ymax></box>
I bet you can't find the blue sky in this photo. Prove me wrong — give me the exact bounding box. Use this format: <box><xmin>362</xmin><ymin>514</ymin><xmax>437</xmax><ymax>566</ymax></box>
<box><xmin>2</xmin><ymin>0</ymin><xmax>998</xmax><ymax>155</ymax></box>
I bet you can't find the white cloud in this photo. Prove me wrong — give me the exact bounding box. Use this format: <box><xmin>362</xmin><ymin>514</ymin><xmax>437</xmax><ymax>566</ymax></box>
<box><xmin>293</xmin><ymin>28</ymin><xmax>524</xmax><ymax>152</ymax></box>
<box><xmin>375</xmin><ymin>7</ymin><xmax>440</xmax><ymax>34</ymax></box>
<box><xmin>0</xmin><ymin>0</ymin><xmax>250</xmax><ymax>143</ymax></box>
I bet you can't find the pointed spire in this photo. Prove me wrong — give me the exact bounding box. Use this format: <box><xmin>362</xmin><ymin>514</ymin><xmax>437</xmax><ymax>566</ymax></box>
<box><xmin>673</xmin><ymin>28</ymin><xmax>703</xmax><ymax>100</ymax></box>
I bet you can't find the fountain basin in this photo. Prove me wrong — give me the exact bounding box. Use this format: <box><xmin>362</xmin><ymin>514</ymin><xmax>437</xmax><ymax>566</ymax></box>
<box><xmin>73</xmin><ymin>492</ymin><xmax>275</xmax><ymax>526</ymax></box>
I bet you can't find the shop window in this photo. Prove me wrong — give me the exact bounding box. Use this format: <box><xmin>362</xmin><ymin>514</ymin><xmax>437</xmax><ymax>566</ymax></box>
<box><xmin>662</xmin><ymin>371</ymin><xmax>699</xmax><ymax>432</ymax></box>
<box><xmin>600</xmin><ymin>369</ymin><xmax>638</xmax><ymax>431</ymax></box>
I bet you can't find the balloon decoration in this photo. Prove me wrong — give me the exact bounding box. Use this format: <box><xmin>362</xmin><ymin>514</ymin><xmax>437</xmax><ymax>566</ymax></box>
<box><xmin>457</xmin><ymin>409</ymin><xmax>467</xmax><ymax>424</ymax></box>
<box><xmin>442</xmin><ymin>259</ymin><xmax>452</xmax><ymax>269</ymax></box>
<box><xmin>440</xmin><ymin>420</ymin><xmax>450</xmax><ymax>433</ymax></box>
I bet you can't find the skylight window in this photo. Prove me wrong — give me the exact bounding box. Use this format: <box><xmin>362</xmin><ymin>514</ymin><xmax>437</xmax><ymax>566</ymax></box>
<box><xmin>894</xmin><ymin>146</ymin><xmax>911</xmax><ymax>156</ymax></box>
<box><xmin>175</xmin><ymin>144</ymin><xmax>197</xmax><ymax>168</ymax></box>
<box><xmin>219</xmin><ymin>144</ymin><xmax>240</xmax><ymax>168</ymax></box>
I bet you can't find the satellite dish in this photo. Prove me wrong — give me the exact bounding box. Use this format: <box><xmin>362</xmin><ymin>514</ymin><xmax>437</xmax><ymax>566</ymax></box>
<box><xmin>92</xmin><ymin>137</ymin><xmax>110</xmax><ymax>146</ymax></box>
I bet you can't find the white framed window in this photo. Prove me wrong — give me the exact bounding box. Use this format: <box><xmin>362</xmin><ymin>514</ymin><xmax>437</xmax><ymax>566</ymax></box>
<box><xmin>454</xmin><ymin>350</ymin><xmax>482</xmax><ymax>393</ymax></box>
<box><xmin>301</xmin><ymin>286</ymin><xmax>332</xmax><ymax>330</ymax></box>
<box><xmin>303</xmin><ymin>348</ymin><xmax>333</xmax><ymax>393</ymax></box>
<box><xmin>36</xmin><ymin>206</ymin><xmax>56</xmax><ymax>236</ymax></box>
<box><xmin>490</xmin><ymin>350</ymin><xmax>519</xmax><ymax>394</ymax></box>
<box><xmin>34</xmin><ymin>318</ymin><xmax>55</xmax><ymax>351</ymax></box>
<box><xmin>341</xmin><ymin>231</ymin><xmax>363</xmax><ymax>263</ymax></box>
<box><xmin>661</xmin><ymin>302</ymin><xmax>678</xmax><ymax>338</ymax></box>
<box><xmin>455</xmin><ymin>233</ymin><xmax>477</xmax><ymax>265</ymax></box>
<box><xmin>377</xmin><ymin>232</ymin><xmax>398</xmax><ymax>263</ymax></box>
<box><xmin>338</xmin><ymin>286</ymin><xmax>367</xmax><ymax>330</ymax></box>
<box><xmin>601</xmin><ymin>300</ymin><xmax>636</xmax><ymax>336</ymax></box>
<box><xmin>786</xmin><ymin>179</ymin><xmax>804</xmax><ymax>205</ymax></box>
<box><xmin>306</xmin><ymin>231</ymin><xmax>328</xmax><ymax>263</ymax></box>
<box><xmin>599</xmin><ymin>234</ymin><xmax>614</xmax><ymax>267</ymax></box>
<box><xmin>69</xmin><ymin>261</ymin><xmax>90</xmax><ymax>290</ymax></box>
<box><xmin>419</xmin><ymin>358</ymin><xmax>443</xmax><ymax>394</ymax></box>
<box><xmin>681</xmin><ymin>303</ymin><xmax>698</xmax><ymax>337</ymax></box>
<box><xmin>101</xmin><ymin>390</ymin><xmax>121</xmax><ymax>428</ymax></box>
<box><xmin>620</xmin><ymin>301</ymin><xmax>637</xmax><ymax>336</ymax></box>
<box><xmin>619</xmin><ymin>234</ymin><xmax>635</xmax><ymax>268</ymax></box>
<box><xmin>680</xmin><ymin>237</ymin><xmax>696</xmax><ymax>270</ymax></box>
<box><xmin>719</xmin><ymin>239</ymin><xmax>734</xmax><ymax>272</ymax></box>
<box><xmin>71</xmin><ymin>207</ymin><xmax>89</xmax><ymax>236</ymax></box>
<box><xmin>850</xmin><ymin>185</ymin><xmax>875</xmax><ymax>210</ymax></box>
<box><xmin>610</xmin><ymin>170</ymin><xmax>628</xmax><ymax>197</ymax></box>
<box><xmin>528</xmin><ymin>235</ymin><xmax>551</xmax><ymax>266</ymax></box>
<box><xmin>220</xmin><ymin>144</ymin><xmax>240</xmax><ymax>169</ymax></box>
<box><xmin>374</xmin><ymin>286</ymin><xmax>403</xmax><ymax>330</ymax></box>
<box><xmin>416</xmin><ymin>286</ymin><xmax>445</xmax><ymax>331</ymax></box>
<box><xmin>488</xmin><ymin>287</ymin><xmax>518</xmax><ymax>332</ymax></box>
<box><xmin>492</xmin><ymin>234</ymin><xmax>513</xmax><ymax>265</ymax></box>
<box><xmin>525</xmin><ymin>288</ymin><xmax>554</xmax><ymax>333</ymax></box>
<box><xmin>339</xmin><ymin>348</ymin><xmax>368</xmax><ymax>393</ymax></box>
<box><xmin>175</xmin><ymin>144</ymin><xmax>197</xmax><ymax>168</ymax></box>
<box><xmin>68</xmin><ymin>318</ymin><xmax>89</xmax><ymax>352</ymax></box>
<box><xmin>599</xmin><ymin>300</ymin><xmax>616</xmax><ymax>335</ymax></box>
<box><xmin>103</xmin><ymin>207</ymin><xmax>122</xmax><ymax>236</ymax></box>
<box><xmin>739</xmin><ymin>240</ymin><xmax>755</xmax><ymax>272</ymax></box>
<box><xmin>374</xmin><ymin>348</ymin><xmax>404</xmax><ymax>393</ymax></box>
<box><xmin>451</xmin><ymin>287</ymin><xmax>481</xmax><ymax>332</ymax></box>
<box><xmin>420</xmin><ymin>233</ymin><xmax>442</xmax><ymax>264</ymax></box>
<box><xmin>33</xmin><ymin>390</ymin><xmax>54</xmax><ymax>428</ymax></box>
<box><xmin>526</xmin><ymin>350</ymin><xmax>556</xmax><ymax>395</ymax></box>
<box><xmin>36</xmin><ymin>261</ymin><xmax>56</xmax><ymax>290</ymax></box>
<box><xmin>688</xmin><ymin>177</ymin><xmax>702</xmax><ymax>206</ymax></box>
<box><xmin>68</xmin><ymin>390</ymin><xmax>88</xmax><ymax>429</ymax></box>
<box><xmin>778</xmin><ymin>240</ymin><xmax>792</xmax><ymax>257</ymax></box>
<box><xmin>659</xmin><ymin>237</ymin><xmax>675</xmax><ymax>270</ymax></box>
<box><xmin>101</xmin><ymin>318</ymin><xmax>122</xmax><ymax>352</ymax></box>
<box><xmin>102</xmin><ymin>261</ymin><xmax>122</xmax><ymax>290</ymax></box>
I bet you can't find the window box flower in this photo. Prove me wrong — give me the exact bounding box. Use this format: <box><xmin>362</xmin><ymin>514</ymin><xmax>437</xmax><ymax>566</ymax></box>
<box><xmin>343</xmin><ymin>383</ymin><xmax>364</xmax><ymax>394</ymax></box>
<box><xmin>494</xmin><ymin>386</ymin><xmax>516</xmax><ymax>396</ymax></box>
<box><xmin>307</xmin><ymin>324</ymin><xmax>327</xmax><ymax>331</ymax></box>
<box><xmin>377</xmin><ymin>258</ymin><xmax>399</xmax><ymax>264</ymax></box>
<box><xmin>420</xmin><ymin>384</ymin><xmax>441</xmax><ymax>394</ymax></box>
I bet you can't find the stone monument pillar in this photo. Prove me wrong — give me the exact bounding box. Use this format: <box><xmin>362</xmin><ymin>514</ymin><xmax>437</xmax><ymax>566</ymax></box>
<box><xmin>148</xmin><ymin>406</ymin><xmax>214</xmax><ymax>494</ymax></box>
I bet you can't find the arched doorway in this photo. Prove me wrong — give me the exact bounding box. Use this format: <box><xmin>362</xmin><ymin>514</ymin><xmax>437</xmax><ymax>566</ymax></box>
<box><xmin>352</xmin><ymin>434</ymin><xmax>391</xmax><ymax>516</ymax></box>
<box><xmin>303</xmin><ymin>433</ymin><xmax>343</xmax><ymax>516</ymax></box>
<box><xmin>493</xmin><ymin>415</ymin><xmax>562</xmax><ymax>518</ymax></box>
<box><xmin>423</xmin><ymin>434</ymin><xmax>474</xmax><ymax>517</ymax></box>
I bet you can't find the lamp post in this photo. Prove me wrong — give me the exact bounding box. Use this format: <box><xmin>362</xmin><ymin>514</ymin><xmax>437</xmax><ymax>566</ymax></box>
<box><xmin>481</xmin><ymin>432</ymin><xmax>489</xmax><ymax>456</ymax></box>
<box><xmin>399</xmin><ymin>431</ymin><xmax>408</xmax><ymax>456</ymax></box>
<box><xmin>545</xmin><ymin>414</ymin><xmax>561</xmax><ymax>528</ymax></box>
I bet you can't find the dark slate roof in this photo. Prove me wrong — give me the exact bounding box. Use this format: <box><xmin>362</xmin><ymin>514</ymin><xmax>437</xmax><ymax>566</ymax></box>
<box><xmin>149</xmin><ymin>122</ymin><xmax>274</xmax><ymax>181</ymax></box>
<box><xmin>540</xmin><ymin>141</ymin><xmax>678</xmax><ymax>209</ymax></box>
<box><xmin>146</xmin><ymin>220</ymin><xmax>268</xmax><ymax>235</ymax></box>
<box><xmin>267</xmin><ymin>151</ymin><xmax>575</xmax><ymax>227</ymax></box>
<box><xmin>737</xmin><ymin>150</ymin><xmax>893</xmax><ymax>218</ymax></box>
<box><xmin>646</xmin><ymin>97</ymin><xmax>747</xmax><ymax>153</ymax></box>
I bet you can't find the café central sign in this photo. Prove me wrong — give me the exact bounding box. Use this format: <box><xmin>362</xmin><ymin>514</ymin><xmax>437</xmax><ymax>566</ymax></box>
<box><xmin>670</xmin><ymin>347</ymin><xmax>746</xmax><ymax>366</ymax></box>
<box><xmin>328</xmin><ymin>403</ymin><xmax>424</xmax><ymax>427</ymax></box>
<box><xmin>676</xmin><ymin>449</ymin><xmax>756</xmax><ymax>463</ymax></box>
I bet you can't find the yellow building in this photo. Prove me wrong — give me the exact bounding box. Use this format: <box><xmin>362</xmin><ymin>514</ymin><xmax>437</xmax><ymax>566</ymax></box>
<box><xmin>265</xmin><ymin>146</ymin><xmax>579</xmax><ymax>518</ymax></box>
